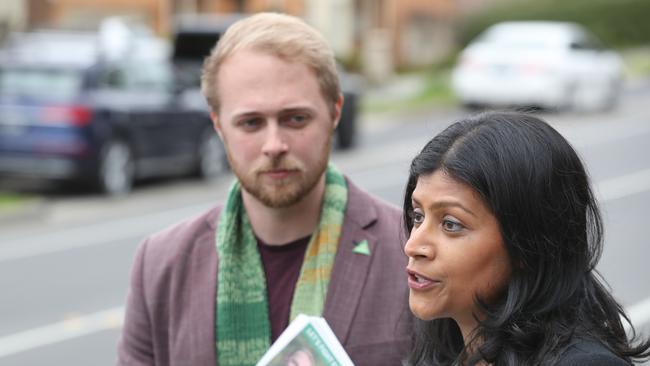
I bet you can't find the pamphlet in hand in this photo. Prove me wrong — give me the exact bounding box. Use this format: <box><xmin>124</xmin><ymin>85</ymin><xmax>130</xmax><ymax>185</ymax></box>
<box><xmin>256</xmin><ymin>314</ymin><xmax>354</xmax><ymax>366</ymax></box>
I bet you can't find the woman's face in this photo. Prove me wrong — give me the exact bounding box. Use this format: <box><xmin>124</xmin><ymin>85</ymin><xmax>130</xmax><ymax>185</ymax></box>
<box><xmin>404</xmin><ymin>170</ymin><xmax>511</xmax><ymax>330</ymax></box>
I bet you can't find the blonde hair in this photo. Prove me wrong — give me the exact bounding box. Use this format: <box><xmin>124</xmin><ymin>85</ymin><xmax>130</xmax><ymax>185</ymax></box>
<box><xmin>201</xmin><ymin>12</ymin><xmax>340</xmax><ymax>117</ymax></box>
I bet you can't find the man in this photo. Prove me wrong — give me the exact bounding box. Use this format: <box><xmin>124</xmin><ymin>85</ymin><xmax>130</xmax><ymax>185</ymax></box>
<box><xmin>118</xmin><ymin>13</ymin><xmax>410</xmax><ymax>366</ymax></box>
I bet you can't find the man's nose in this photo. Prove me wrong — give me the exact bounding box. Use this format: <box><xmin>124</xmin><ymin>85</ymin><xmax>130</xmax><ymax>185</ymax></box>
<box><xmin>261</xmin><ymin>124</ymin><xmax>289</xmax><ymax>157</ymax></box>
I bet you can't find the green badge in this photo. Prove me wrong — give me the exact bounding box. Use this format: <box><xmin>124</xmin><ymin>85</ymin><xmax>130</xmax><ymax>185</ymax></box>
<box><xmin>352</xmin><ymin>240</ymin><xmax>371</xmax><ymax>256</ymax></box>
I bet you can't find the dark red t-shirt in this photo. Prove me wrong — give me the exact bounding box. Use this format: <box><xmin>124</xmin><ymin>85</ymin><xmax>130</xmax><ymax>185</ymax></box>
<box><xmin>256</xmin><ymin>235</ymin><xmax>311</xmax><ymax>342</ymax></box>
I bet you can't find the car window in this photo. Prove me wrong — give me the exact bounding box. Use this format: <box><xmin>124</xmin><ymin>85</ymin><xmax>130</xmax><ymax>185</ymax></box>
<box><xmin>477</xmin><ymin>26</ymin><xmax>569</xmax><ymax>49</ymax></box>
<box><xmin>569</xmin><ymin>32</ymin><xmax>604</xmax><ymax>51</ymax></box>
<box><xmin>99</xmin><ymin>68</ymin><xmax>127</xmax><ymax>89</ymax></box>
<box><xmin>0</xmin><ymin>67</ymin><xmax>83</xmax><ymax>99</ymax></box>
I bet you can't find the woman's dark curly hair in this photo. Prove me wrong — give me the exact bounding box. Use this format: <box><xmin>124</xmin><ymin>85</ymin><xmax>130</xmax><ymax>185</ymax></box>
<box><xmin>403</xmin><ymin>111</ymin><xmax>650</xmax><ymax>365</ymax></box>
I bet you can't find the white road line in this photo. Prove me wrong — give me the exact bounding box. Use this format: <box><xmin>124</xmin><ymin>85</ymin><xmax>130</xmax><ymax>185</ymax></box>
<box><xmin>554</xmin><ymin>114</ymin><xmax>650</xmax><ymax>150</ymax></box>
<box><xmin>0</xmin><ymin>202</ymin><xmax>213</xmax><ymax>263</ymax></box>
<box><xmin>358</xmin><ymin>165</ymin><xmax>650</xmax><ymax>205</ymax></box>
<box><xmin>0</xmin><ymin>307</ymin><xmax>124</xmax><ymax>359</ymax></box>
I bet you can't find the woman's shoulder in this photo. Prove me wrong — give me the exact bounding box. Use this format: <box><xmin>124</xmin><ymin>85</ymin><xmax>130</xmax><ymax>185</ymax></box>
<box><xmin>556</xmin><ymin>337</ymin><xmax>631</xmax><ymax>366</ymax></box>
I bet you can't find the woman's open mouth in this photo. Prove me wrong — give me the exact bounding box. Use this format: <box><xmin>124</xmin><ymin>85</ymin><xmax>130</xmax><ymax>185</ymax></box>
<box><xmin>406</xmin><ymin>268</ymin><xmax>440</xmax><ymax>290</ymax></box>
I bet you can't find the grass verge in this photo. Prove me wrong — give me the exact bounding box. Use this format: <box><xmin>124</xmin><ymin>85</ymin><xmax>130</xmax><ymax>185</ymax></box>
<box><xmin>361</xmin><ymin>69</ymin><xmax>456</xmax><ymax>116</ymax></box>
<box><xmin>0</xmin><ymin>193</ymin><xmax>33</xmax><ymax>214</ymax></box>
<box><xmin>622</xmin><ymin>47</ymin><xmax>650</xmax><ymax>78</ymax></box>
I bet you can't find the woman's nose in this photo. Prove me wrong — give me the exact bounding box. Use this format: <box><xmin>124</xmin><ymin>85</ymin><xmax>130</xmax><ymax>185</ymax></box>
<box><xmin>404</xmin><ymin>228</ymin><xmax>434</xmax><ymax>259</ymax></box>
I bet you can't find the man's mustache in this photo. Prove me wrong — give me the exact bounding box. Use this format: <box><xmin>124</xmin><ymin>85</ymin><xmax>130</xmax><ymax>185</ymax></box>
<box><xmin>255</xmin><ymin>157</ymin><xmax>302</xmax><ymax>173</ymax></box>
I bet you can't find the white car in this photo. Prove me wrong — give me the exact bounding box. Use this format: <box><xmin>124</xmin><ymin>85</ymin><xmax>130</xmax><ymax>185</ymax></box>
<box><xmin>451</xmin><ymin>21</ymin><xmax>624</xmax><ymax>111</ymax></box>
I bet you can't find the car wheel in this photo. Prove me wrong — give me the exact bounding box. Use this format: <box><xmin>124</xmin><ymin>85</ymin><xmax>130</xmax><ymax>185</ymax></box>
<box><xmin>197</xmin><ymin>129</ymin><xmax>228</xmax><ymax>180</ymax></box>
<box><xmin>599</xmin><ymin>78</ymin><xmax>622</xmax><ymax>111</ymax></box>
<box><xmin>98</xmin><ymin>140</ymin><xmax>134</xmax><ymax>196</ymax></box>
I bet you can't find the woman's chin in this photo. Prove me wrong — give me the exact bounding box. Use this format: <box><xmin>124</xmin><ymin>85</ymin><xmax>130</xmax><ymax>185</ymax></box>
<box><xmin>409</xmin><ymin>301</ymin><xmax>438</xmax><ymax>321</ymax></box>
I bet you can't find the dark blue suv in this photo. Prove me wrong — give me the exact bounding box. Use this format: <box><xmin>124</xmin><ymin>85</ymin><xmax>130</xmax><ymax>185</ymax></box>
<box><xmin>0</xmin><ymin>28</ymin><xmax>227</xmax><ymax>195</ymax></box>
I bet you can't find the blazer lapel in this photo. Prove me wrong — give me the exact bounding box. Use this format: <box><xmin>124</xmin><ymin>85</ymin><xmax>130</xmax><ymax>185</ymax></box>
<box><xmin>323</xmin><ymin>180</ymin><xmax>378</xmax><ymax>344</ymax></box>
<box><xmin>190</xmin><ymin>207</ymin><xmax>221</xmax><ymax>365</ymax></box>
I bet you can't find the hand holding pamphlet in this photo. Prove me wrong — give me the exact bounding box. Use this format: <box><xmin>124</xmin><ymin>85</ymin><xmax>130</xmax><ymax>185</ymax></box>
<box><xmin>256</xmin><ymin>314</ymin><xmax>354</xmax><ymax>366</ymax></box>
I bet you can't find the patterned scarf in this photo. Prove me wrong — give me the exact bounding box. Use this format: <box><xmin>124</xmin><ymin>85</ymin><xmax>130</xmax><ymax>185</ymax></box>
<box><xmin>215</xmin><ymin>164</ymin><xmax>348</xmax><ymax>366</ymax></box>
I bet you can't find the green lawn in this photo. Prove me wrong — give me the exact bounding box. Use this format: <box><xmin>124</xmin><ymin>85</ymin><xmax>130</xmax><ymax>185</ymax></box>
<box><xmin>622</xmin><ymin>47</ymin><xmax>650</xmax><ymax>78</ymax></box>
<box><xmin>0</xmin><ymin>193</ymin><xmax>32</xmax><ymax>213</ymax></box>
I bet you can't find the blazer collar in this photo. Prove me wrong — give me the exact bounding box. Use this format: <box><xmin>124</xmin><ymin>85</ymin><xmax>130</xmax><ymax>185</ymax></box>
<box><xmin>205</xmin><ymin>204</ymin><xmax>222</xmax><ymax>230</ymax></box>
<box><xmin>323</xmin><ymin>178</ymin><xmax>381</xmax><ymax>343</ymax></box>
<box><xmin>340</xmin><ymin>177</ymin><xmax>379</xmax><ymax>230</ymax></box>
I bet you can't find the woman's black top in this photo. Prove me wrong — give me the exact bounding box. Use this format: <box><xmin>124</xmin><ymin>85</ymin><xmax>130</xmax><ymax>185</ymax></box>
<box><xmin>556</xmin><ymin>337</ymin><xmax>631</xmax><ymax>366</ymax></box>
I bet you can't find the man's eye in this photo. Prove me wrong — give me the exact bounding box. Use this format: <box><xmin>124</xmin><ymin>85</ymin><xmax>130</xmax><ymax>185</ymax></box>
<box><xmin>291</xmin><ymin>115</ymin><xmax>306</xmax><ymax>123</ymax></box>
<box><xmin>239</xmin><ymin>118</ymin><xmax>261</xmax><ymax>130</ymax></box>
<box><xmin>283</xmin><ymin>114</ymin><xmax>309</xmax><ymax>126</ymax></box>
<box><xmin>441</xmin><ymin>217</ymin><xmax>464</xmax><ymax>233</ymax></box>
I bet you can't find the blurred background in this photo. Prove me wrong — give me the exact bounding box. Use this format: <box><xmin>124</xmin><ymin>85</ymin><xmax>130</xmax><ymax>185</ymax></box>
<box><xmin>0</xmin><ymin>0</ymin><xmax>649</xmax><ymax>364</ymax></box>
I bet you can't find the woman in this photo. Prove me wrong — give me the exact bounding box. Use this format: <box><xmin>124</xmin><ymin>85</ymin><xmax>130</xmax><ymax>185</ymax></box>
<box><xmin>402</xmin><ymin>111</ymin><xmax>649</xmax><ymax>365</ymax></box>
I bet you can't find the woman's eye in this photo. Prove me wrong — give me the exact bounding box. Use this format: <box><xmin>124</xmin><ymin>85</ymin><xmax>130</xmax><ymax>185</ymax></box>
<box><xmin>441</xmin><ymin>217</ymin><xmax>464</xmax><ymax>233</ymax></box>
<box><xmin>411</xmin><ymin>210</ymin><xmax>424</xmax><ymax>225</ymax></box>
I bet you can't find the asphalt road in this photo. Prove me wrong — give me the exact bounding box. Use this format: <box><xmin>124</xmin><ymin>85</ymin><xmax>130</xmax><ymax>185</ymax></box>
<box><xmin>1</xmin><ymin>80</ymin><xmax>649</xmax><ymax>365</ymax></box>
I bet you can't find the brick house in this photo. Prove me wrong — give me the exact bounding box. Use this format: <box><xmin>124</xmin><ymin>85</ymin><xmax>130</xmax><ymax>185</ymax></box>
<box><xmin>7</xmin><ymin>0</ymin><xmax>497</xmax><ymax>79</ymax></box>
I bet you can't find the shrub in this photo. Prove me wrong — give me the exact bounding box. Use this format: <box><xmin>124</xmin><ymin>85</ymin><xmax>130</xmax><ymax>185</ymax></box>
<box><xmin>458</xmin><ymin>0</ymin><xmax>650</xmax><ymax>49</ymax></box>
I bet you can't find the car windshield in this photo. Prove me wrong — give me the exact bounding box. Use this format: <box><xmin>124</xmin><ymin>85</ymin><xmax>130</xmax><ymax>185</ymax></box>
<box><xmin>0</xmin><ymin>67</ymin><xmax>84</xmax><ymax>99</ymax></box>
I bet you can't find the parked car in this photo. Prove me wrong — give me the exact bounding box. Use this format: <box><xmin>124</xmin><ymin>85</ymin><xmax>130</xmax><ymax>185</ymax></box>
<box><xmin>172</xmin><ymin>14</ymin><xmax>360</xmax><ymax>149</ymax></box>
<box><xmin>451</xmin><ymin>21</ymin><xmax>624</xmax><ymax>111</ymax></box>
<box><xmin>0</xmin><ymin>25</ymin><xmax>227</xmax><ymax>195</ymax></box>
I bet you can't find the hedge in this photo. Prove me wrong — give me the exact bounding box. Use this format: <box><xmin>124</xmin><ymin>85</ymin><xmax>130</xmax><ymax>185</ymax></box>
<box><xmin>458</xmin><ymin>0</ymin><xmax>650</xmax><ymax>49</ymax></box>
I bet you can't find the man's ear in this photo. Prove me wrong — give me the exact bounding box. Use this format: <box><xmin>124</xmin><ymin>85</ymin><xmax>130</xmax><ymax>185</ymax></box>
<box><xmin>210</xmin><ymin>111</ymin><xmax>225</xmax><ymax>141</ymax></box>
<box><xmin>332</xmin><ymin>93</ymin><xmax>344</xmax><ymax>130</ymax></box>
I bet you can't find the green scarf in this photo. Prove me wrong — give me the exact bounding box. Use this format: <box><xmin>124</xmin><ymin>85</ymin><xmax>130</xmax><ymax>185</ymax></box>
<box><xmin>215</xmin><ymin>164</ymin><xmax>348</xmax><ymax>366</ymax></box>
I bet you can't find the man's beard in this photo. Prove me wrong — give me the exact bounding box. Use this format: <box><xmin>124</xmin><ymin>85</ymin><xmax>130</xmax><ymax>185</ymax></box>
<box><xmin>228</xmin><ymin>142</ymin><xmax>330</xmax><ymax>208</ymax></box>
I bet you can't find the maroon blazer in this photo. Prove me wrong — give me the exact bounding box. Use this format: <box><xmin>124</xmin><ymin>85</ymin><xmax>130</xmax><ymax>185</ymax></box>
<box><xmin>117</xmin><ymin>179</ymin><xmax>412</xmax><ymax>365</ymax></box>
